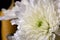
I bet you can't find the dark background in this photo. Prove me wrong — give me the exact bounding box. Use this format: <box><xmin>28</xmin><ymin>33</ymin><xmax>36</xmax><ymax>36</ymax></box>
<box><xmin>0</xmin><ymin>0</ymin><xmax>21</xmax><ymax>11</ymax></box>
<box><xmin>0</xmin><ymin>0</ymin><xmax>21</xmax><ymax>40</ymax></box>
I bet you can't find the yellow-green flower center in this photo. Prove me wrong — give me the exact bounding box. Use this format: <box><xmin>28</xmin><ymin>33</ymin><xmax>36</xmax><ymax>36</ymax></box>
<box><xmin>36</xmin><ymin>21</ymin><xmax>43</xmax><ymax>27</ymax></box>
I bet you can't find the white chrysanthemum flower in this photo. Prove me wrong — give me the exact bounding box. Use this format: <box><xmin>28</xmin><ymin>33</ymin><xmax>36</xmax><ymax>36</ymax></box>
<box><xmin>0</xmin><ymin>0</ymin><xmax>60</xmax><ymax>40</ymax></box>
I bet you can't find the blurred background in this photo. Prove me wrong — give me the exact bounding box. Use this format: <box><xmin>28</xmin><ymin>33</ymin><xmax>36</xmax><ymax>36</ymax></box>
<box><xmin>0</xmin><ymin>0</ymin><xmax>60</xmax><ymax>40</ymax></box>
<box><xmin>0</xmin><ymin>0</ymin><xmax>21</xmax><ymax>40</ymax></box>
